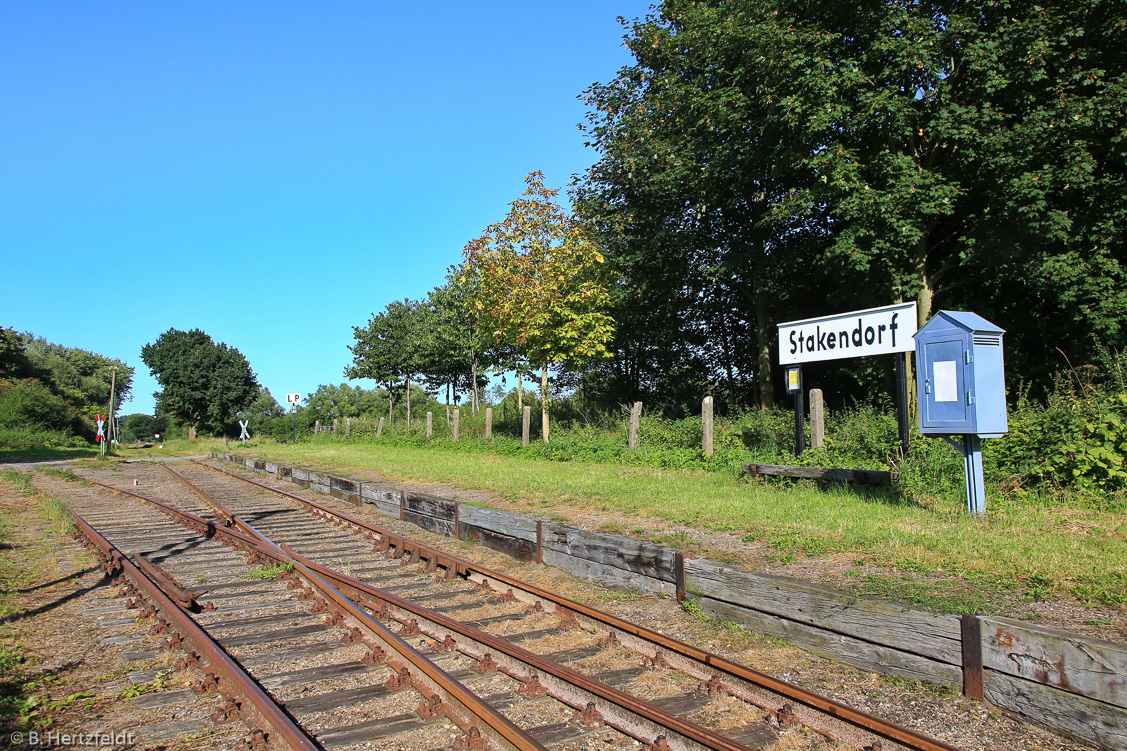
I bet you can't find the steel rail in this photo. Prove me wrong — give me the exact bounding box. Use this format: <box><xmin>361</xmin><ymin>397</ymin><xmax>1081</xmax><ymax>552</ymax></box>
<box><xmin>80</xmin><ymin>476</ymin><xmax>545</xmax><ymax>751</ymax></box>
<box><xmin>67</xmin><ymin>507</ymin><xmax>321</xmax><ymax>751</ymax></box>
<box><xmin>163</xmin><ymin>465</ymin><xmax>756</xmax><ymax>751</ymax></box>
<box><xmin>200</xmin><ymin>459</ymin><xmax>965</xmax><ymax>751</ymax></box>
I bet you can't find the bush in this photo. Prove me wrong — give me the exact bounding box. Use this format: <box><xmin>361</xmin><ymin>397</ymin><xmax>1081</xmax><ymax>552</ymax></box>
<box><xmin>989</xmin><ymin>353</ymin><xmax>1127</xmax><ymax>494</ymax></box>
<box><xmin>0</xmin><ymin>380</ymin><xmax>88</xmax><ymax>440</ymax></box>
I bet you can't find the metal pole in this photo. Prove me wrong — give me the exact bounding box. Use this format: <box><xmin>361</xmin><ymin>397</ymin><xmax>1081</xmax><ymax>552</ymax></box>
<box><xmin>895</xmin><ymin>352</ymin><xmax>910</xmax><ymax>458</ymax></box>
<box><xmin>793</xmin><ymin>366</ymin><xmax>805</xmax><ymax>456</ymax></box>
<box><xmin>292</xmin><ymin>406</ymin><xmax>296</xmax><ymax>444</ymax></box>
<box><xmin>962</xmin><ymin>434</ymin><xmax>987</xmax><ymax>514</ymax></box>
<box><xmin>108</xmin><ymin>366</ymin><xmax>116</xmax><ymax>451</ymax></box>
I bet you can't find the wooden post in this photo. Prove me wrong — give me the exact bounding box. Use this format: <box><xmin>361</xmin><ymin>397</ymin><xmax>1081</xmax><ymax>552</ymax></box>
<box><xmin>188</xmin><ymin>425</ymin><xmax>196</xmax><ymax>441</ymax></box>
<box><xmin>702</xmin><ymin>396</ymin><xmax>714</xmax><ymax>456</ymax></box>
<box><xmin>345</xmin><ymin>417</ymin><xmax>350</xmax><ymax>438</ymax></box>
<box><xmin>628</xmin><ymin>402</ymin><xmax>642</xmax><ymax>450</ymax></box>
<box><xmin>485</xmin><ymin>407</ymin><xmax>492</xmax><ymax>439</ymax></box>
<box><xmin>376</xmin><ymin>417</ymin><xmax>384</xmax><ymax>438</ymax></box>
<box><xmin>332</xmin><ymin>418</ymin><xmax>338</xmax><ymax>438</ymax></box>
<box><xmin>810</xmin><ymin>389</ymin><xmax>824</xmax><ymax>448</ymax></box>
<box><xmin>453</xmin><ymin>409</ymin><xmax>460</xmax><ymax>441</ymax></box>
<box><xmin>426</xmin><ymin>411</ymin><xmax>432</xmax><ymax>439</ymax></box>
<box><xmin>896</xmin><ymin>351</ymin><xmax>911</xmax><ymax>457</ymax></box>
<box><xmin>521</xmin><ymin>406</ymin><xmax>531</xmax><ymax>446</ymax></box>
<box><xmin>314</xmin><ymin>420</ymin><xmax>321</xmax><ymax>436</ymax></box>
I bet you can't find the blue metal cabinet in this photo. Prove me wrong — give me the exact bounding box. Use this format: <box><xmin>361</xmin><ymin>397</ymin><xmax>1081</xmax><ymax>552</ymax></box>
<box><xmin>914</xmin><ymin>311</ymin><xmax>1008</xmax><ymax>515</ymax></box>
<box><xmin>914</xmin><ymin>311</ymin><xmax>1007</xmax><ymax>438</ymax></box>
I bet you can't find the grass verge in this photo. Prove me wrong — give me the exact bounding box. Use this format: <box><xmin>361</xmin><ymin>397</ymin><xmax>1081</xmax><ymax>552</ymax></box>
<box><xmin>0</xmin><ymin>470</ymin><xmax>83</xmax><ymax>735</ymax></box>
<box><xmin>122</xmin><ymin>437</ymin><xmax>1127</xmax><ymax>613</ymax></box>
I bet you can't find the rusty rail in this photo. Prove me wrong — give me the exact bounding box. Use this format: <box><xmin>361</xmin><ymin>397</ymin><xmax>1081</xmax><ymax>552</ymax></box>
<box><xmin>68</xmin><ymin>508</ymin><xmax>320</xmax><ymax>751</ymax></box>
<box><xmin>161</xmin><ymin>465</ymin><xmax>754</xmax><ymax>751</ymax></box>
<box><xmin>82</xmin><ymin>475</ymin><xmax>545</xmax><ymax>751</ymax></box>
<box><xmin>200</xmin><ymin>459</ymin><xmax>964</xmax><ymax>751</ymax></box>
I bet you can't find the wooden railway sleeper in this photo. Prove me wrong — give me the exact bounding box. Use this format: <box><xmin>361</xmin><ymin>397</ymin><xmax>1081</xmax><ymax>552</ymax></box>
<box><xmin>65</xmin><ymin>501</ymin><xmax>323</xmax><ymax>751</ymax></box>
<box><xmin>187</xmin><ymin>463</ymin><xmax>931</xmax><ymax>751</ymax></box>
<box><xmin>198</xmin><ymin>459</ymin><xmax>963</xmax><ymax>751</ymax></box>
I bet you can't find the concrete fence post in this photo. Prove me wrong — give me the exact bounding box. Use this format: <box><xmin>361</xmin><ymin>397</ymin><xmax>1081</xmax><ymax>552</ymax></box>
<box><xmin>453</xmin><ymin>409</ymin><xmax>460</xmax><ymax>441</ymax></box>
<box><xmin>521</xmin><ymin>406</ymin><xmax>531</xmax><ymax>447</ymax></box>
<box><xmin>810</xmin><ymin>389</ymin><xmax>825</xmax><ymax>448</ymax></box>
<box><xmin>702</xmin><ymin>396</ymin><xmax>714</xmax><ymax>456</ymax></box>
<box><xmin>485</xmin><ymin>407</ymin><xmax>493</xmax><ymax>438</ymax></box>
<box><xmin>332</xmin><ymin>418</ymin><xmax>338</xmax><ymax>438</ymax></box>
<box><xmin>426</xmin><ymin>411</ymin><xmax>433</xmax><ymax>439</ymax></box>
<box><xmin>628</xmin><ymin>402</ymin><xmax>642</xmax><ymax>450</ymax></box>
<box><xmin>376</xmin><ymin>417</ymin><xmax>384</xmax><ymax>438</ymax></box>
<box><xmin>345</xmin><ymin>417</ymin><xmax>351</xmax><ymax>438</ymax></box>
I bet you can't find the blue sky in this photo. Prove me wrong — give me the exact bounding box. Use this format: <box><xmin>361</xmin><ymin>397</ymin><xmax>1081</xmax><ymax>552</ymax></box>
<box><xmin>0</xmin><ymin>1</ymin><xmax>652</xmax><ymax>414</ymax></box>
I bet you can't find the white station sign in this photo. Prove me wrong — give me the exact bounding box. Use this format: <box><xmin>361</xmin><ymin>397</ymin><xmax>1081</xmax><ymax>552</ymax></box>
<box><xmin>779</xmin><ymin>302</ymin><xmax>917</xmax><ymax>365</ymax></box>
<box><xmin>286</xmin><ymin>393</ymin><xmax>301</xmax><ymax>404</ymax></box>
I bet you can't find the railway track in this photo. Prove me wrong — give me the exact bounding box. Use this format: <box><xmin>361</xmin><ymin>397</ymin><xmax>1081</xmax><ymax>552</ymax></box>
<box><xmin>48</xmin><ymin>459</ymin><xmax>966</xmax><ymax>751</ymax></box>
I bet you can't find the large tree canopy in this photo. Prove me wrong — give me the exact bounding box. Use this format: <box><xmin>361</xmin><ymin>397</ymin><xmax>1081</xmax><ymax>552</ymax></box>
<box><xmin>576</xmin><ymin>0</ymin><xmax>1126</xmax><ymax>408</ymax></box>
<box><xmin>141</xmin><ymin>328</ymin><xmax>259</xmax><ymax>436</ymax></box>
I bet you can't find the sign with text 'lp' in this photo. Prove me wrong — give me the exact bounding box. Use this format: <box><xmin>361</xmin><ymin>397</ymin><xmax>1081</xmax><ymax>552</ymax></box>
<box><xmin>779</xmin><ymin>302</ymin><xmax>917</xmax><ymax>365</ymax></box>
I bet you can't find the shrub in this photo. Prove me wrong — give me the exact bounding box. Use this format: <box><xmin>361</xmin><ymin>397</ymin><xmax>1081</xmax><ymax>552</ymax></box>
<box><xmin>0</xmin><ymin>380</ymin><xmax>88</xmax><ymax>443</ymax></box>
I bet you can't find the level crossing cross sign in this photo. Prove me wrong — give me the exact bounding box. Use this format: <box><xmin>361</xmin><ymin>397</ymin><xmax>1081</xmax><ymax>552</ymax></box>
<box><xmin>238</xmin><ymin>420</ymin><xmax>250</xmax><ymax>443</ymax></box>
<box><xmin>95</xmin><ymin>415</ymin><xmax>106</xmax><ymax>443</ymax></box>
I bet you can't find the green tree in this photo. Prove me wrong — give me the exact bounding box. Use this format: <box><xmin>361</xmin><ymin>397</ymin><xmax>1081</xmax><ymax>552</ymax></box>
<box><xmin>463</xmin><ymin>171</ymin><xmax>615</xmax><ymax>441</ymax></box>
<box><xmin>141</xmin><ymin>328</ymin><xmax>260</xmax><ymax>437</ymax></box>
<box><xmin>346</xmin><ymin>299</ymin><xmax>434</xmax><ymax>428</ymax></box>
<box><xmin>120</xmin><ymin>413</ymin><xmax>156</xmax><ymax>443</ymax></box>
<box><xmin>424</xmin><ymin>269</ymin><xmax>495</xmax><ymax>415</ymax></box>
<box><xmin>577</xmin><ymin>0</ymin><xmax>1127</xmax><ymax>405</ymax></box>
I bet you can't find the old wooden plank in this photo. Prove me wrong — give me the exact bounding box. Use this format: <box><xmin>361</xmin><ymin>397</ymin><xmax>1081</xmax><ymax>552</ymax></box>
<box><xmin>981</xmin><ymin>615</ymin><xmax>1127</xmax><ymax>709</ymax></box>
<box><xmin>684</xmin><ymin>557</ymin><xmax>961</xmax><ymax>665</ymax></box>
<box><xmin>253</xmin><ymin>460</ymin><xmax>266</xmax><ymax>471</ymax></box>
<box><xmin>330</xmin><ymin>475</ymin><xmax>360</xmax><ymax>495</ymax></box>
<box><xmin>985</xmin><ymin>669</ymin><xmax>1127</xmax><ymax>751</ymax></box>
<box><xmin>458</xmin><ymin>505</ymin><xmax>539</xmax><ymax>543</ymax></box>
<box><xmin>360</xmin><ymin>486</ymin><xmax>400</xmax><ymax>518</ymax></box>
<box><xmin>541</xmin><ymin>523</ymin><xmax>678</xmax><ymax>583</ymax></box>
<box><xmin>540</xmin><ymin>548</ymin><xmax>674</xmax><ymax>598</ymax></box>
<box><xmin>403</xmin><ymin>492</ymin><xmax>456</xmax><ymax>522</ymax></box>
<box><xmin>742</xmin><ymin>463</ymin><xmax>891</xmax><ymax>485</ymax></box>
<box><xmin>329</xmin><ymin>487</ymin><xmax>361</xmax><ymax>506</ymax></box>
<box><xmin>310</xmin><ymin>482</ymin><xmax>330</xmax><ymax>497</ymax></box>
<box><xmin>697</xmin><ymin>596</ymin><xmax>961</xmax><ymax>686</ymax></box>
<box><xmin>402</xmin><ymin>510</ymin><xmax>454</xmax><ymax>537</ymax></box>
<box><xmin>291</xmin><ymin>467</ymin><xmax>311</xmax><ymax>483</ymax></box>
<box><xmin>263</xmin><ymin>461</ymin><xmax>278</xmax><ymax>474</ymax></box>
<box><xmin>459</xmin><ymin>524</ymin><xmax>536</xmax><ymax>562</ymax></box>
